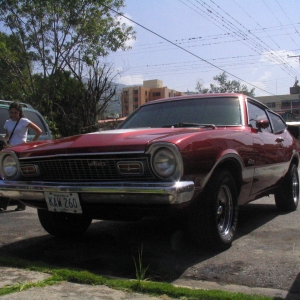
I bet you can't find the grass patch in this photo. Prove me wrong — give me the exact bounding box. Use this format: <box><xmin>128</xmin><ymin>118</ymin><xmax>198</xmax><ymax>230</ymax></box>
<box><xmin>0</xmin><ymin>276</ymin><xmax>61</xmax><ymax>296</ymax></box>
<box><xmin>0</xmin><ymin>256</ymin><xmax>278</xmax><ymax>300</ymax></box>
<box><xmin>133</xmin><ymin>244</ymin><xmax>149</xmax><ymax>285</ymax></box>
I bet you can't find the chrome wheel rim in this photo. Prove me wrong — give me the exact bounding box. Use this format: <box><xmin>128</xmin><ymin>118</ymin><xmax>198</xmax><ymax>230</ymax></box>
<box><xmin>292</xmin><ymin>168</ymin><xmax>299</xmax><ymax>206</ymax></box>
<box><xmin>217</xmin><ymin>184</ymin><xmax>233</xmax><ymax>236</ymax></box>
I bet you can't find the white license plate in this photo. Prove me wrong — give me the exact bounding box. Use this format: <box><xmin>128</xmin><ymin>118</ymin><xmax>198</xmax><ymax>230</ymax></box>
<box><xmin>44</xmin><ymin>192</ymin><xmax>82</xmax><ymax>213</ymax></box>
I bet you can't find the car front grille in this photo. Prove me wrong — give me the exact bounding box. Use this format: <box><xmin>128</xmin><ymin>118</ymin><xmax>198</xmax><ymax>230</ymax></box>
<box><xmin>19</xmin><ymin>156</ymin><xmax>155</xmax><ymax>182</ymax></box>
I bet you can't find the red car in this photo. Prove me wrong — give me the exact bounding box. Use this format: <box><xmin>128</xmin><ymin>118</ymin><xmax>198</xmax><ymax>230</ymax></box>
<box><xmin>0</xmin><ymin>93</ymin><xmax>299</xmax><ymax>250</ymax></box>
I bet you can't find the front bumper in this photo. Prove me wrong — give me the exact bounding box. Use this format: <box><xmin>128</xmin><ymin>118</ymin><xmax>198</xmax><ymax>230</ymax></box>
<box><xmin>0</xmin><ymin>180</ymin><xmax>195</xmax><ymax>205</ymax></box>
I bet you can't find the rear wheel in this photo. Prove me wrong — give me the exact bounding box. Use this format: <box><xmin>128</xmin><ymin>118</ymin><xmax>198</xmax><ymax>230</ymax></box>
<box><xmin>188</xmin><ymin>170</ymin><xmax>239</xmax><ymax>251</ymax></box>
<box><xmin>275</xmin><ymin>164</ymin><xmax>299</xmax><ymax>212</ymax></box>
<box><xmin>37</xmin><ymin>209</ymin><xmax>92</xmax><ymax>237</ymax></box>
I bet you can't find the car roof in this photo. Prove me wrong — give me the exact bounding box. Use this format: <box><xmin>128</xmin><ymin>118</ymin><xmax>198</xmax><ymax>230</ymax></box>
<box><xmin>0</xmin><ymin>99</ymin><xmax>34</xmax><ymax>109</ymax></box>
<box><xmin>140</xmin><ymin>93</ymin><xmax>269</xmax><ymax>110</ymax></box>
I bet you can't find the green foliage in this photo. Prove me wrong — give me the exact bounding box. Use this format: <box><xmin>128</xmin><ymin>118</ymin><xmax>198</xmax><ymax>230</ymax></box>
<box><xmin>0</xmin><ymin>32</ymin><xmax>31</xmax><ymax>101</ymax></box>
<box><xmin>0</xmin><ymin>0</ymin><xmax>135</xmax><ymax>137</ymax></box>
<box><xmin>133</xmin><ymin>244</ymin><xmax>149</xmax><ymax>286</ymax></box>
<box><xmin>0</xmin><ymin>256</ymin><xmax>274</xmax><ymax>300</ymax></box>
<box><xmin>196</xmin><ymin>72</ymin><xmax>255</xmax><ymax>96</ymax></box>
<box><xmin>29</xmin><ymin>70</ymin><xmax>86</xmax><ymax>137</ymax></box>
<box><xmin>0</xmin><ymin>0</ymin><xmax>135</xmax><ymax>69</ymax></box>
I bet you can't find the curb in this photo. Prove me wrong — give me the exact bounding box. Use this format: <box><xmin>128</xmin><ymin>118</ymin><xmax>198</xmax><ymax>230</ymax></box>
<box><xmin>1</xmin><ymin>266</ymin><xmax>299</xmax><ymax>299</ymax></box>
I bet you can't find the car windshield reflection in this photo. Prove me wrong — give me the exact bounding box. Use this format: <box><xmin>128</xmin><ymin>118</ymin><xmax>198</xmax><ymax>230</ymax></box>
<box><xmin>120</xmin><ymin>97</ymin><xmax>242</xmax><ymax>129</ymax></box>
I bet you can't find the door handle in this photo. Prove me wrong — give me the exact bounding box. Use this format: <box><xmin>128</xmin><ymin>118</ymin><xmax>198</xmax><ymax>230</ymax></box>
<box><xmin>275</xmin><ymin>137</ymin><xmax>284</xmax><ymax>143</ymax></box>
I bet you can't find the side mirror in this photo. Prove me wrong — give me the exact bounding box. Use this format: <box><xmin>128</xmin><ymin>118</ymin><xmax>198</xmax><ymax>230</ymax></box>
<box><xmin>256</xmin><ymin>119</ymin><xmax>270</xmax><ymax>130</ymax></box>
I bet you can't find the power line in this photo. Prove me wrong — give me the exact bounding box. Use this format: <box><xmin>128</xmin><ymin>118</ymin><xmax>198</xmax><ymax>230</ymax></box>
<box><xmin>262</xmin><ymin>0</ymin><xmax>300</xmax><ymax>49</ymax></box>
<box><xmin>189</xmin><ymin>0</ymin><xmax>299</xmax><ymax>77</ymax></box>
<box><xmin>106</xmin><ymin>4</ymin><xmax>290</xmax><ymax>97</ymax></box>
<box><xmin>287</xmin><ymin>54</ymin><xmax>300</xmax><ymax>67</ymax></box>
<box><xmin>275</xmin><ymin>0</ymin><xmax>300</xmax><ymax>39</ymax></box>
<box><xmin>232</xmin><ymin>0</ymin><xmax>281</xmax><ymax>49</ymax></box>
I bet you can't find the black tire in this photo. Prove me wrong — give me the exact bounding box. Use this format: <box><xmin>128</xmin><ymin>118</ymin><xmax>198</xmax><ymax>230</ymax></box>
<box><xmin>37</xmin><ymin>209</ymin><xmax>92</xmax><ymax>237</ymax></box>
<box><xmin>188</xmin><ymin>170</ymin><xmax>239</xmax><ymax>251</ymax></box>
<box><xmin>275</xmin><ymin>164</ymin><xmax>299</xmax><ymax>212</ymax></box>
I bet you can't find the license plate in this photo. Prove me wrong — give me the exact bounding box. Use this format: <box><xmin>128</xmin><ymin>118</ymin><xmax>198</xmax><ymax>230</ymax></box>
<box><xmin>44</xmin><ymin>192</ymin><xmax>82</xmax><ymax>213</ymax></box>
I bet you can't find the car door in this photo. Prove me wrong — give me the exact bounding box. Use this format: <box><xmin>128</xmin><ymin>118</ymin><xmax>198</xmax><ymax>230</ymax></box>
<box><xmin>267</xmin><ymin>110</ymin><xmax>293</xmax><ymax>175</ymax></box>
<box><xmin>248</xmin><ymin>101</ymin><xmax>287</xmax><ymax>195</ymax></box>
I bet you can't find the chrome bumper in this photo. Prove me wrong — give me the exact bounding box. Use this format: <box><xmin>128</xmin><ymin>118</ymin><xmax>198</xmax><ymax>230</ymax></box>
<box><xmin>0</xmin><ymin>180</ymin><xmax>195</xmax><ymax>205</ymax></box>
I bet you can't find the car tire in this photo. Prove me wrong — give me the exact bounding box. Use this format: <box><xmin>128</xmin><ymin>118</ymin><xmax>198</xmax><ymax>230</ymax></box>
<box><xmin>275</xmin><ymin>164</ymin><xmax>299</xmax><ymax>212</ymax></box>
<box><xmin>37</xmin><ymin>209</ymin><xmax>92</xmax><ymax>237</ymax></box>
<box><xmin>188</xmin><ymin>170</ymin><xmax>239</xmax><ymax>251</ymax></box>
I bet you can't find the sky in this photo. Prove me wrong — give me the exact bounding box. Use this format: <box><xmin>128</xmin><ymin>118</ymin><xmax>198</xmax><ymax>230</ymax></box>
<box><xmin>108</xmin><ymin>0</ymin><xmax>300</xmax><ymax>97</ymax></box>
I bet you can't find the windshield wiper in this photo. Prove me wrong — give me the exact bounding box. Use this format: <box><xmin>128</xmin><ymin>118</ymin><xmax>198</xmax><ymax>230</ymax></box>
<box><xmin>163</xmin><ymin>123</ymin><xmax>216</xmax><ymax>129</ymax></box>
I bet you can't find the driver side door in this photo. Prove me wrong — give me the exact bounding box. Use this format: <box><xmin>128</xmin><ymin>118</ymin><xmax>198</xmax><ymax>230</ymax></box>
<box><xmin>248</xmin><ymin>101</ymin><xmax>287</xmax><ymax>195</ymax></box>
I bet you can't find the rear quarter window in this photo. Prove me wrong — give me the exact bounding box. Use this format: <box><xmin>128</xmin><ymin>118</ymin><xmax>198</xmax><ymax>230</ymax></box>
<box><xmin>268</xmin><ymin>111</ymin><xmax>286</xmax><ymax>133</ymax></box>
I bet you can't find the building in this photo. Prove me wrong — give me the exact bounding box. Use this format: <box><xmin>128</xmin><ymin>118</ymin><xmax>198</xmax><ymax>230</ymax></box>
<box><xmin>121</xmin><ymin>79</ymin><xmax>183</xmax><ymax>117</ymax></box>
<box><xmin>256</xmin><ymin>87</ymin><xmax>300</xmax><ymax>121</ymax></box>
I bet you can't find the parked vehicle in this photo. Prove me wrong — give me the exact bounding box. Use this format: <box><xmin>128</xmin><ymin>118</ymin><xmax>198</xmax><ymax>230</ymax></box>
<box><xmin>0</xmin><ymin>100</ymin><xmax>52</xmax><ymax>210</ymax></box>
<box><xmin>0</xmin><ymin>100</ymin><xmax>52</xmax><ymax>142</ymax></box>
<box><xmin>0</xmin><ymin>94</ymin><xmax>299</xmax><ymax>250</ymax></box>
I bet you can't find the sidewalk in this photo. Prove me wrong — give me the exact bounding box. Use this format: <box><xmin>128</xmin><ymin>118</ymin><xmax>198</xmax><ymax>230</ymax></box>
<box><xmin>0</xmin><ymin>266</ymin><xmax>298</xmax><ymax>299</ymax></box>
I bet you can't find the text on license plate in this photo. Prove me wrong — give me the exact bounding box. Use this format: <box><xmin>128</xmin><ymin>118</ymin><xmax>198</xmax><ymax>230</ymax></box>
<box><xmin>44</xmin><ymin>192</ymin><xmax>82</xmax><ymax>214</ymax></box>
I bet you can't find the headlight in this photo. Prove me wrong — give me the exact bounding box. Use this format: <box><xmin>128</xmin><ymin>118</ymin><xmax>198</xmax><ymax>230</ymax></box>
<box><xmin>2</xmin><ymin>155</ymin><xmax>18</xmax><ymax>178</ymax></box>
<box><xmin>147</xmin><ymin>143</ymin><xmax>184</xmax><ymax>181</ymax></box>
<box><xmin>153</xmin><ymin>148</ymin><xmax>176</xmax><ymax>178</ymax></box>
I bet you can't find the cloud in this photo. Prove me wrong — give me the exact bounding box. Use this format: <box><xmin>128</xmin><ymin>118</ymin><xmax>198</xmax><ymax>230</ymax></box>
<box><xmin>116</xmin><ymin>13</ymin><xmax>136</xmax><ymax>48</ymax></box>
<box><xmin>118</xmin><ymin>74</ymin><xmax>144</xmax><ymax>86</ymax></box>
<box><xmin>260</xmin><ymin>50</ymin><xmax>299</xmax><ymax>68</ymax></box>
<box><xmin>258</xmin><ymin>71</ymin><xmax>272</xmax><ymax>81</ymax></box>
<box><xmin>247</xmin><ymin>71</ymin><xmax>273</xmax><ymax>96</ymax></box>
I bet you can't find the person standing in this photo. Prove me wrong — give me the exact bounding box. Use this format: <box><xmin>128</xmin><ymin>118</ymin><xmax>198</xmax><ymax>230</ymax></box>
<box><xmin>3</xmin><ymin>102</ymin><xmax>42</xmax><ymax>211</ymax></box>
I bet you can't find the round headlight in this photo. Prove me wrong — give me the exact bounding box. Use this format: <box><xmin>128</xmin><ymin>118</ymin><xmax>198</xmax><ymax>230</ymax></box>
<box><xmin>152</xmin><ymin>148</ymin><xmax>176</xmax><ymax>178</ymax></box>
<box><xmin>2</xmin><ymin>155</ymin><xmax>18</xmax><ymax>178</ymax></box>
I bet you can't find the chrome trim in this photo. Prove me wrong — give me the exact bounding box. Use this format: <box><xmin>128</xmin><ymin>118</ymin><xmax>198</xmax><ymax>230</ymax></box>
<box><xmin>18</xmin><ymin>151</ymin><xmax>145</xmax><ymax>161</ymax></box>
<box><xmin>0</xmin><ymin>180</ymin><xmax>195</xmax><ymax>205</ymax></box>
<box><xmin>117</xmin><ymin>161</ymin><xmax>144</xmax><ymax>175</ymax></box>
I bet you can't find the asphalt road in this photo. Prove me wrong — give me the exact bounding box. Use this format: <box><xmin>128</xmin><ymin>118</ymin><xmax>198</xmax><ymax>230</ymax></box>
<box><xmin>0</xmin><ymin>196</ymin><xmax>299</xmax><ymax>299</ymax></box>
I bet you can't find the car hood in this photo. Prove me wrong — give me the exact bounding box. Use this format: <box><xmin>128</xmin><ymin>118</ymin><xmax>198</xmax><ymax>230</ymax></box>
<box><xmin>8</xmin><ymin>128</ymin><xmax>215</xmax><ymax>158</ymax></box>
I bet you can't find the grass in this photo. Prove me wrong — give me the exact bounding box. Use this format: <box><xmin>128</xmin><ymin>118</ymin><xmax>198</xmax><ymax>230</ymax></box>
<box><xmin>133</xmin><ymin>244</ymin><xmax>149</xmax><ymax>285</ymax></box>
<box><xmin>0</xmin><ymin>256</ymin><xmax>280</xmax><ymax>300</ymax></box>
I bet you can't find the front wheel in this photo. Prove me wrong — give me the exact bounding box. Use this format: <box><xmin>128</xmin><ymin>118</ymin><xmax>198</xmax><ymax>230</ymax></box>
<box><xmin>275</xmin><ymin>164</ymin><xmax>299</xmax><ymax>212</ymax></box>
<box><xmin>37</xmin><ymin>209</ymin><xmax>92</xmax><ymax>237</ymax></box>
<box><xmin>188</xmin><ymin>170</ymin><xmax>239</xmax><ymax>251</ymax></box>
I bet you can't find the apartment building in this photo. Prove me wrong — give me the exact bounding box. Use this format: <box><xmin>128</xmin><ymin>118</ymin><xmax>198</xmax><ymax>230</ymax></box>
<box><xmin>121</xmin><ymin>79</ymin><xmax>183</xmax><ymax>117</ymax></box>
<box><xmin>256</xmin><ymin>86</ymin><xmax>300</xmax><ymax>121</ymax></box>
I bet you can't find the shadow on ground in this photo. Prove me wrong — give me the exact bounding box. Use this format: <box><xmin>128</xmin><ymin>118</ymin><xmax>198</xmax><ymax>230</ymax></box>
<box><xmin>0</xmin><ymin>202</ymin><xmax>280</xmax><ymax>284</ymax></box>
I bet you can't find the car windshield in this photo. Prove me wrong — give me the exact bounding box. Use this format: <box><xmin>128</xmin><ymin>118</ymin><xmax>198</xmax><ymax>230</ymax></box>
<box><xmin>120</xmin><ymin>97</ymin><xmax>242</xmax><ymax>129</ymax></box>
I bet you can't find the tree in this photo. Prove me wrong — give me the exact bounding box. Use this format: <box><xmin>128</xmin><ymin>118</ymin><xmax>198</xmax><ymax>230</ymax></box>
<box><xmin>47</xmin><ymin>62</ymin><xmax>121</xmax><ymax>137</ymax></box>
<box><xmin>0</xmin><ymin>32</ymin><xmax>31</xmax><ymax>100</ymax></box>
<box><xmin>195</xmin><ymin>79</ymin><xmax>209</xmax><ymax>94</ymax></box>
<box><xmin>195</xmin><ymin>72</ymin><xmax>255</xmax><ymax>97</ymax></box>
<box><xmin>0</xmin><ymin>0</ymin><xmax>135</xmax><ymax>136</ymax></box>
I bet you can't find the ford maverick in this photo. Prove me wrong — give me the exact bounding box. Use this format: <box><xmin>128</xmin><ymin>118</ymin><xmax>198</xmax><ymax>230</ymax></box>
<box><xmin>0</xmin><ymin>93</ymin><xmax>299</xmax><ymax>250</ymax></box>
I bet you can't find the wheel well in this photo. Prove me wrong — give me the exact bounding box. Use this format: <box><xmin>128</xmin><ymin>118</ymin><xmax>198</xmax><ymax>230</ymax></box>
<box><xmin>214</xmin><ymin>159</ymin><xmax>242</xmax><ymax>195</ymax></box>
<box><xmin>291</xmin><ymin>156</ymin><xmax>299</xmax><ymax>169</ymax></box>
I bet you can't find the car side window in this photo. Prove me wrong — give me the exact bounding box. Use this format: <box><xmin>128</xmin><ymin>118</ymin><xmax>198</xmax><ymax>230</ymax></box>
<box><xmin>247</xmin><ymin>102</ymin><xmax>271</xmax><ymax>133</ymax></box>
<box><xmin>25</xmin><ymin>111</ymin><xmax>48</xmax><ymax>135</ymax></box>
<box><xmin>268</xmin><ymin>111</ymin><xmax>286</xmax><ymax>133</ymax></box>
